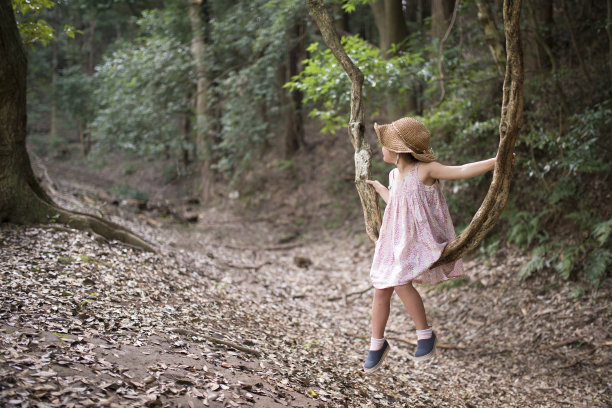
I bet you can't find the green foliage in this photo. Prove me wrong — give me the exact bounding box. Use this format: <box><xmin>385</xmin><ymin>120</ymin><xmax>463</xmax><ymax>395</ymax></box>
<box><xmin>12</xmin><ymin>0</ymin><xmax>55</xmax><ymax>47</ymax></box>
<box><xmin>286</xmin><ymin>35</ymin><xmax>424</xmax><ymax>133</ymax></box>
<box><xmin>555</xmin><ymin>245</ymin><xmax>579</xmax><ymax>280</ymax></box>
<box><xmin>592</xmin><ymin>218</ymin><xmax>612</xmax><ymax>247</ymax></box>
<box><xmin>91</xmin><ymin>9</ymin><xmax>195</xmax><ymax>161</ymax></box>
<box><xmin>585</xmin><ymin>249</ymin><xmax>612</xmax><ymax>289</ymax></box>
<box><xmin>504</xmin><ymin>208</ymin><xmax>550</xmax><ymax>248</ymax></box>
<box><xmin>520</xmin><ymin>245</ymin><xmax>549</xmax><ymax>280</ymax></box>
<box><xmin>341</xmin><ymin>0</ymin><xmax>369</xmax><ymax>14</ymax></box>
<box><xmin>12</xmin><ymin>0</ymin><xmax>78</xmax><ymax>47</ymax></box>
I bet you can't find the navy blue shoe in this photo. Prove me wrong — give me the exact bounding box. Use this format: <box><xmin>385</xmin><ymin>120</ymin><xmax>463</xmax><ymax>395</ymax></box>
<box><xmin>363</xmin><ymin>340</ymin><xmax>390</xmax><ymax>373</ymax></box>
<box><xmin>414</xmin><ymin>332</ymin><xmax>437</xmax><ymax>361</ymax></box>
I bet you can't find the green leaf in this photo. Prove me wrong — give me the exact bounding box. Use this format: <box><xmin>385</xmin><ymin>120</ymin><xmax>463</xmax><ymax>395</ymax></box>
<box><xmin>519</xmin><ymin>245</ymin><xmax>548</xmax><ymax>279</ymax></box>
<box><xmin>585</xmin><ymin>248</ymin><xmax>612</xmax><ymax>289</ymax></box>
<box><xmin>592</xmin><ymin>218</ymin><xmax>612</xmax><ymax>247</ymax></box>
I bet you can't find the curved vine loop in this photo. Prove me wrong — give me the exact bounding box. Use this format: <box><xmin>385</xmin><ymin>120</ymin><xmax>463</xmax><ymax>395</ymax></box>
<box><xmin>433</xmin><ymin>0</ymin><xmax>523</xmax><ymax>267</ymax></box>
<box><xmin>305</xmin><ymin>0</ymin><xmax>523</xmax><ymax>262</ymax></box>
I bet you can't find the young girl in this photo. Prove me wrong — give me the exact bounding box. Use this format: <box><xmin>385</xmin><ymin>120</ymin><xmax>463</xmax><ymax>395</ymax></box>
<box><xmin>363</xmin><ymin>117</ymin><xmax>500</xmax><ymax>372</ymax></box>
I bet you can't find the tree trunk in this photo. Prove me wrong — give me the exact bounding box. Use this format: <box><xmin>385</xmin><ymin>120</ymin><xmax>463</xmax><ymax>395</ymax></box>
<box><xmin>284</xmin><ymin>21</ymin><xmax>306</xmax><ymax>157</ymax></box>
<box><xmin>608</xmin><ymin>0</ymin><xmax>612</xmax><ymax>85</ymax></box>
<box><xmin>474</xmin><ymin>0</ymin><xmax>506</xmax><ymax>75</ymax></box>
<box><xmin>431</xmin><ymin>0</ymin><xmax>455</xmax><ymax>39</ymax></box>
<box><xmin>188</xmin><ymin>0</ymin><xmax>214</xmax><ymax>201</ymax></box>
<box><xmin>370</xmin><ymin>0</ymin><xmax>416</xmax><ymax>116</ymax></box>
<box><xmin>370</xmin><ymin>0</ymin><xmax>408</xmax><ymax>55</ymax></box>
<box><xmin>306</xmin><ymin>0</ymin><xmax>382</xmax><ymax>243</ymax></box>
<box><xmin>560</xmin><ymin>0</ymin><xmax>592</xmax><ymax>85</ymax></box>
<box><xmin>525</xmin><ymin>0</ymin><xmax>568</xmax><ymax>115</ymax></box>
<box><xmin>49</xmin><ymin>43</ymin><xmax>58</xmax><ymax>140</ymax></box>
<box><xmin>0</xmin><ymin>0</ymin><xmax>155</xmax><ymax>252</ymax></box>
<box><xmin>433</xmin><ymin>0</ymin><xmax>523</xmax><ymax>267</ymax></box>
<box><xmin>88</xmin><ymin>18</ymin><xmax>96</xmax><ymax>75</ymax></box>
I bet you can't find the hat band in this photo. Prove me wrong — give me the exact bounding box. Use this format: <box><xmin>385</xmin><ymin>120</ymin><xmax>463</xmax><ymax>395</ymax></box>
<box><xmin>390</xmin><ymin>122</ymin><xmax>426</xmax><ymax>154</ymax></box>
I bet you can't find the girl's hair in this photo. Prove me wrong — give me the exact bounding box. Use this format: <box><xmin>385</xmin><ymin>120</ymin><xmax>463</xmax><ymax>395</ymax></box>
<box><xmin>400</xmin><ymin>152</ymin><xmax>417</xmax><ymax>162</ymax></box>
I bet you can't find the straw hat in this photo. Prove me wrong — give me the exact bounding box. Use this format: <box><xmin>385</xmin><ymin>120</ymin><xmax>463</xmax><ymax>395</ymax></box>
<box><xmin>374</xmin><ymin>117</ymin><xmax>437</xmax><ymax>163</ymax></box>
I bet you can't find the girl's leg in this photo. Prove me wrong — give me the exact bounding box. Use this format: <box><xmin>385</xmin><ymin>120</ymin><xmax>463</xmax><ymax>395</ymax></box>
<box><xmin>371</xmin><ymin>287</ymin><xmax>394</xmax><ymax>338</ymax></box>
<box><xmin>394</xmin><ymin>282</ymin><xmax>429</xmax><ymax>330</ymax></box>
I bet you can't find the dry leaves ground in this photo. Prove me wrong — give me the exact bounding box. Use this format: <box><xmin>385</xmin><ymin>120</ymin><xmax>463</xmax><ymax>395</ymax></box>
<box><xmin>1</xmin><ymin>184</ymin><xmax>611</xmax><ymax>407</ymax></box>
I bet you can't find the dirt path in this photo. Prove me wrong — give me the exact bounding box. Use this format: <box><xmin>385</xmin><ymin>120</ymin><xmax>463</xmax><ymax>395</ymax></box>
<box><xmin>2</xmin><ymin>158</ymin><xmax>610</xmax><ymax>407</ymax></box>
<box><xmin>165</xmin><ymin>207</ymin><xmax>611</xmax><ymax>407</ymax></box>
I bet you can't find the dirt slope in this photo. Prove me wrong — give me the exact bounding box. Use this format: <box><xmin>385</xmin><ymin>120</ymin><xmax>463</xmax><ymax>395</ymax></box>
<box><xmin>1</xmin><ymin>186</ymin><xmax>610</xmax><ymax>407</ymax></box>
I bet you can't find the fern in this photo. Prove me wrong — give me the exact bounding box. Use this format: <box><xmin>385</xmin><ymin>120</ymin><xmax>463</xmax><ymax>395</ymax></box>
<box><xmin>585</xmin><ymin>248</ymin><xmax>612</xmax><ymax>289</ymax></box>
<box><xmin>592</xmin><ymin>218</ymin><xmax>612</xmax><ymax>247</ymax></box>
<box><xmin>519</xmin><ymin>245</ymin><xmax>548</xmax><ymax>279</ymax></box>
<box><xmin>555</xmin><ymin>245</ymin><xmax>580</xmax><ymax>280</ymax></box>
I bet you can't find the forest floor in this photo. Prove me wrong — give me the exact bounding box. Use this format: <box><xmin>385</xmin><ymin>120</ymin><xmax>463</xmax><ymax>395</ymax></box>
<box><xmin>1</xmin><ymin>145</ymin><xmax>611</xmax><ymax>408</ymax></box>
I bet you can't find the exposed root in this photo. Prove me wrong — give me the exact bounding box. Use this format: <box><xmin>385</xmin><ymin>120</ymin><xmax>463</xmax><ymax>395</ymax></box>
<box><xmin>55</xmin><ymin>207</ymin><xmax>156</xmax><ymax>253</ymax></box>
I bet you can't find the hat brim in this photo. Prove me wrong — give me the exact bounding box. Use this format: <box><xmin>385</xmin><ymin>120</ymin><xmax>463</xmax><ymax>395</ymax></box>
<box><xmin>374</xmin><ymin>122</ymin><xmax>437</xmax><ymax>163</ymax></box>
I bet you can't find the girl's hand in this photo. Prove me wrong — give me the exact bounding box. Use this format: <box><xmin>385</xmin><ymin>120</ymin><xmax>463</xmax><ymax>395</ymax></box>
<box><xmin>366</xmin><ymin>179</ymin><xmax>387</xmax><ymax>195</ymax></box>
<box><xmin>366</xmin><ymin>179</ymin><xmax>390</xmax><ymax>203</ymax></box>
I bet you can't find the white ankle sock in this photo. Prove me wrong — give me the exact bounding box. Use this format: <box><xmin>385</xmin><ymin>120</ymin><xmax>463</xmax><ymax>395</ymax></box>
<box><xmin>416</xmin><ymin>327</ymin><xmax>432</xmax><ymax>340</ymax></box>
<box><xmin>370</xmin><ymin>337</ymin><xmax>385</xmax><ymax>351</ymax></box>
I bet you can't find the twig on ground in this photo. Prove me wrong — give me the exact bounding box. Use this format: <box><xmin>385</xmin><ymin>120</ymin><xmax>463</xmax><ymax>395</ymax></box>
<box><xmin>327</xmin><ymin>286</ymin><xmax>372</xmax><ymax>302</ymax></box>
<box><xmin>540</xmin><ymin>336</ymin><xmax>583</xmax><ymax>350</ymax></box>
<box><xmin>217</xmin><ymin>260</ymin><xmax>270</xmax><ymax>271</ymax></box>
<box><xmin>169</xmin><ymin>327</ymin><xmax>261</xmax><ymax>357</ymax></box>
<box><xmin>555</xmin><ymin>349</ymin><xmax>597</xmax><ymax>370</ymax></box>
<box><xmin>224</xmin><ymin>243</ymin><xmax>302</xmax><ymax>251</ymax></box>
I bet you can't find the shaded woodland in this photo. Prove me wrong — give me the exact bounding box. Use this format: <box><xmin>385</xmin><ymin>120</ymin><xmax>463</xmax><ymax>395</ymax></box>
<box><xmin>0</xmin><ymin>0</ymin><xmax>611</xmax><ymax>406</ymax></box>
<box><xmin>4</xmin><ymin>0</ymin><xmax>610</xmax><ymax>286</ymax></box>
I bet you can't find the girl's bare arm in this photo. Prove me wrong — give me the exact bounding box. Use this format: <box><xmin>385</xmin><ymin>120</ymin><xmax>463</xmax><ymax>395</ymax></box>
<box><xmin>424</xmin><ymin>157</ymin><xmax>496</xmax><ymax>181</ymax></box>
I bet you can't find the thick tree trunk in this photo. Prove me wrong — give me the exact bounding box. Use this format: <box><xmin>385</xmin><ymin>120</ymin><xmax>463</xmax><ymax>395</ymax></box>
<box><xmin>475</xmin><ymin>0</ymin><xmax>506</xmax><ymax>75</ymax></box>
<box><xmin>370</xmin><ymin>0</ymin><xmax>408</xmax><ymax>55</ymax></box>
<box><xmin>370</xmin><ymin>0</ymin><xmax>416</xmax><ymax>115</ymax></box>
<box><xmin>306</xmin><ymin>0</ymin><xmax>382</xmax><ymax>243</ymax></box>
<box><xmin>188</xmin><ymin>0</ymin><xmax>215</xmax><ymax>201</ymax></box>
<box><xmin>433</xmin><ymin>0</ymin><xmax>523</xmax><ymax>267</ymax></box>
<box><xmin>0</xmin><ymin>0</ymin><xmax>155</xmax><ymax>252</ymax></box>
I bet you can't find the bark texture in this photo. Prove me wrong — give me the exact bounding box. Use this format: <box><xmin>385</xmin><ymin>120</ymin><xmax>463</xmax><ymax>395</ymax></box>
<box><xmin>284</xmin><ymin>20</ymin><xmax>306</xmax><ymax>157</ymax></box>
<box><xmin>306</xmin><ymin>0</ymin><xmax>382</xmax><ymax>243</ymax></box>
<box><xmin>608</xmin><ymin>0</ymin><xmax>612</xmax><ymax>85</ymax></box>
<box><xmin>432</xmin><ymin>0</ymin><xmax>524</xmax><ymax>267</ymax></box>
<box><xmin>432</xmin><ymin>0</ymin><xmax>455</xmax><ymax>39</ymax></box>
<box><xmin>188</xmin><ymin>0</ymin><xmax>215</xmax><ymax>201</ymax></box>
<box><xmin>370</xmin><ymin>0</ymin><xmax>408</xmax><ymax>55</ymax></box>
<box><xmin>475</xmin><ymin>0</ymin><xmax>506</xmax><ymax>75</ymax></box>
<box><xmin>0</xmin><ymin>0</ymin><xmax>155</xmax><ymax>252</ymax></box>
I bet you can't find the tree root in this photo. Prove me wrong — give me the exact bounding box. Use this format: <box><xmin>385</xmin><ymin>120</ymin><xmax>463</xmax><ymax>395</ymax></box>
<box><xmin>56</xmin><ymin>206</ymin><xmax>156</xmax><ymax>252</ymax></box>
<box><xmin>11</xmin><ymin>187</ymin><xmax>157</xmax><ymax>253</ymax></box>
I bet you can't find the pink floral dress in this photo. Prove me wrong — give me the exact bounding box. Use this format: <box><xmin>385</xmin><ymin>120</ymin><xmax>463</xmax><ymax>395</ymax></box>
<box><xmin>370</xmin><ymin>164</ymin><xmax>464</xmax><ymax>288</ymax></box>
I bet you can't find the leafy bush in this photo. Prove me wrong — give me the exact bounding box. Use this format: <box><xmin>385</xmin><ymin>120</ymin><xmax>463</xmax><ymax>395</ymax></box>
<box><xmin>90</xmin><ymin>9</ymin><xmax>195</xmax><ymax>162</ymax></box>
